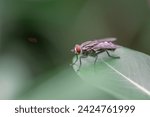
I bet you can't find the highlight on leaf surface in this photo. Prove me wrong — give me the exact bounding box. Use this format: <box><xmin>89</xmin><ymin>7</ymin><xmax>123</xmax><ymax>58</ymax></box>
<box><xmin>72</xmin><ymin>47</ymin><xmax>150</xmax><ymax>99</ymax></box>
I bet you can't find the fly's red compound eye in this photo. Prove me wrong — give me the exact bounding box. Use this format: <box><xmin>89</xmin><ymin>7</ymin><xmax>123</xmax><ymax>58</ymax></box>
<box><xmin>75</xmin><ymin>44</ymin><xmax>81</xmax><ymax>54</ymax></box>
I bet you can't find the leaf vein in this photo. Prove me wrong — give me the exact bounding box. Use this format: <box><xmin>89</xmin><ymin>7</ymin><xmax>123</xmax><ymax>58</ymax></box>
<box><xmin>102</xmin><ymin>60</ymin><xmax>150</xmax><ymax>96</ymax></box>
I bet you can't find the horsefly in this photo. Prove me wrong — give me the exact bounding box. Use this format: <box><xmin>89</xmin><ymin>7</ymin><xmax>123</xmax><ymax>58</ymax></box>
<box><xmin>71</xmin><ymin>38</ymin><xmax>120</xmax><ymax>71</ymax></box>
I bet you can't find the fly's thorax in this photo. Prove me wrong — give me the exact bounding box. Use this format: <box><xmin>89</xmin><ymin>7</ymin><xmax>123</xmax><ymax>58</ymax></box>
<box><xmin>81</xmin><ymin>49</ymin><xmax>92</xmax><ymax>56</ymax></box>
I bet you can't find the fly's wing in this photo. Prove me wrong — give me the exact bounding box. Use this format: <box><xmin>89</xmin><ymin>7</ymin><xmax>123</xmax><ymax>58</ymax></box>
<box><xmin>80</xmin><ymin>41</ymin><xmax>94</xmax><ymax>47</ymax></box>
<box><xmin>92</xmin><ymin>41</ymin><xmax>119</xmax><ymax>51</ymax></box>
<box><xmin>81</xmin><ymin>38</ymin><xmax>118</xmax><ymax>51</ymax></box>
<box><xmin>92</xmin><ymin>38</ymin><xmax>118</xmax><ymax>50</ymax></box>
<box><xmin>96</xmin><ymin>37</ymin><xmax>117</xmax><ymax>43</ymax></box>
<box><xmin>81</xmin><ymin>40</ymin><xmax>98</xmax><ymax>51</ymax></box>
<box><xmin>81</xmin><ymin>38</ymin><xmax>116</xmax><ymax>47</ymax></box>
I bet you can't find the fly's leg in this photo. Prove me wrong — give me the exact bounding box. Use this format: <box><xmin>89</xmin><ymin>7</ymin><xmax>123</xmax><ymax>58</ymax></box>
<box><xmin>77</xmin><ymin>56</ymin><xmax>81</xmax><ymax>71</ymax></box>
<box><xmin>94</xmin><ymin>54</ymin><xmax>98</xmax><ymax>72</ymax></box>
<box><xmin>77</xmin><ymin>55</ymin><xmax>87</xmax><ymax>71</ymax></box>
<box><xmin>92</xmin><ymin>50</ymin><xmax>101</xmax><ymax>72</ymax></box>
<box><xmin>106</xmin><ymin>50</ymin><xmax>120</xmax><ymax>59</ymax></box>
<box><xmin>70</xmin><ymin>54</ymin><xmax>78</xmax><ymax>66</ymax></box>
<box><xmin>93</xmin><ymin>50</ymin><xmax>104</xmax><ymax>65</ymax></box>
<box><xmin>94</xmin><ymin>54</ymin><xmax>98</xmax><ymax>65</ymax></box>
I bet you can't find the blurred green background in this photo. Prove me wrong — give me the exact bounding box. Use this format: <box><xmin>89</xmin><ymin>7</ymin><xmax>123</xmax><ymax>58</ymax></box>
<box><xmin>0</xmin><ymin>0</ymin><xmax>150</xmax><ymax>99</ymax></box>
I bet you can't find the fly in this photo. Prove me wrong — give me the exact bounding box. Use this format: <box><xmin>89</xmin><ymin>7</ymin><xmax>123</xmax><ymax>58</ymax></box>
<box><xmin>71</xmin><ymin>38</ymin><xmax>120</xmax><ymax>71</ymax></box>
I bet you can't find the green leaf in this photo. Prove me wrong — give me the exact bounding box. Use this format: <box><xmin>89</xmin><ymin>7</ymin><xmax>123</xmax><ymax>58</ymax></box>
<box><xmin>18</xmin><ymin>67</ymin><xmax>118</xmax><ymax>100</ymax></box>
<box><xmin>72</xmin><ymin>47</ymin><xmax>150</xmax><ymax>99</ymax></box>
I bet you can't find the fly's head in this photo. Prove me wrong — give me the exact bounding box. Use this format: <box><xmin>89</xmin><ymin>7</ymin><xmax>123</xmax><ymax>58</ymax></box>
<box><xmin>71</xmin><ymin>44</ymin><xmax>82</xmax><ymax>55</ymax></box>
<box><xmin>75</xmin><ymin>44</ymin><xmax>81</xmax><ymax>54</ymax></box>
